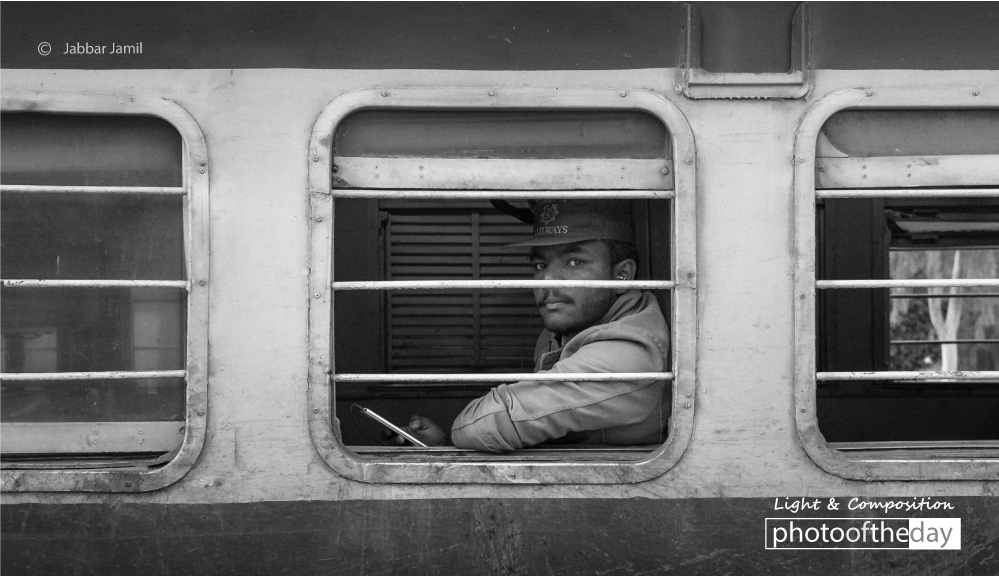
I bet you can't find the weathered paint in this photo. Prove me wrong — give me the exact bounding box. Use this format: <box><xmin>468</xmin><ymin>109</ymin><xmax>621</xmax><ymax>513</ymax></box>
<box><xmin>3</xmin><ymin>498</ymin><xmax>999</xmax><ymax>575</ymax></box>
<box><xmin>2</xmin><ymin>2</ymin><xmax>998</xmax><ymax>569</ymax></box>
<box><xmin>2</xmin><ymin>67</ymin><xmax>997</xmax><ymax>500</ymax></box>
<box><xmin>3</xmin><ymin>3</ymin><xmax>999</xmax><ymax>71</ymax></box>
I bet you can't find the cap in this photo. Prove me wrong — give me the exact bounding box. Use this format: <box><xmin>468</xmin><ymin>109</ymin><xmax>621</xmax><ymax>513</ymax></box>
<box><xmin>507</xmin><ymin>199</ymin><xmax>636</xmax><ymax>247</ymax></box>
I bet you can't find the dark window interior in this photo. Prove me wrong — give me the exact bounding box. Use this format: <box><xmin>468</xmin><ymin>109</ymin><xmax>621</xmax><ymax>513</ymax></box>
<box><xmin>333</xmin><ymin>198</ymin><xmax>671</xmax><ymax>446</ymax></box>
<box><xmin>817</xmin><ymin>199</ymin><xmax>999</xmax><ymax>443</ymax></box>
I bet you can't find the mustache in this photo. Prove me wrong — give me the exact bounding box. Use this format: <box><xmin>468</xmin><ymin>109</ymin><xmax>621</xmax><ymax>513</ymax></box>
<box><xmin>535</xmin><ymin>290</ymin><xmax>573</xmax><ymax>307</ymax></box>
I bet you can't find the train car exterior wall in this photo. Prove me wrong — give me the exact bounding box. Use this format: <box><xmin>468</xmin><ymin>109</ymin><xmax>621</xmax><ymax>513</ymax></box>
<box><xmin>2</xmin><ymin>3</ymin><xmax>998</xmax><ymax>574</ymax></box>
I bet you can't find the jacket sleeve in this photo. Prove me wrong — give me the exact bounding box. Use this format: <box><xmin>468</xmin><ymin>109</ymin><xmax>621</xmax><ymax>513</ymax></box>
<box><xmin>450</xmin><ymin>336</ymin><xmax>665</xmax><ymax>452</ymax></box>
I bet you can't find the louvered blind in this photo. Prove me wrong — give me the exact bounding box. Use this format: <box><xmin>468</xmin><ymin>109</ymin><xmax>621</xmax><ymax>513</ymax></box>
<box><xmin>382</xmin><ymin>201</ymin><xmax>540</xmax><ymax>373</ymax></box>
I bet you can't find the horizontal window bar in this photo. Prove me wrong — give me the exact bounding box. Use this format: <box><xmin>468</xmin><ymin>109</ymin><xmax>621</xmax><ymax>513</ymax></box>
<box><xmin>818</xmin><ymin>279</ymin><xmax>999</xmax><ymax>290</ymax></box>
<box><xmin>829</xmin><ymin>440</ymin><xmax>999</xmax><ymax>452</ymax></box>
<box><xmin>890</xmin><ymin>292</ymin><xmax>999</xmax><ymax>299</ymax></box>
<box><xmin>331</xmin><ymin>189</ymin><xmax>674</xmax><ymax>199</ymax></box>
<box><xmin>890</xmin><ymin>340</ymin><xmax>999</xmax><ymax>345</ymax></box>
<box><xmin>1</xmin><ymin>280</ymin><xmax>189</xmax><ymax>289</ymax></box>
<box><xmin>817</xmin><ymin>187</ymin><xmax>999</xmax><ymax>199</ymax></box>
<box><xmin>334</xmin><ymin>372</ymin><xmax>673</xmax><ymax>383</ymax></box>
<box><xmin>334</xmin><ymin>280</ymin><xmax>676</xmax><ymax>290</ymax></box>
<box><xmin>0</xmin><ymin>370</ymin><xmax>187</xmax><ymax>381</ymax></box>
<box><xmin>0</xmin><ymin>184</ymin><xmax>187</xmax><ymax>195</ymax></box>
<box><xmin>817</xmin><ymin>371</ymin><xmax>999</xmax><ymax>381</ymax></box>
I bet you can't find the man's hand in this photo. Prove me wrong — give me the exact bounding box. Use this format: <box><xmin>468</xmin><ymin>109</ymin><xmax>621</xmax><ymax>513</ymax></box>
<box><xmin>384</xmin><ymin>415</ymin><xmax>447</xmax><ymax>446</ymax></box>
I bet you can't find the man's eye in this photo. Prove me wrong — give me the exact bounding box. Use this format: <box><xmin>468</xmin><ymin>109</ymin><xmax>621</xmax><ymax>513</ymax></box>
<box><xmin>567</xmin><ymin>259</ymin><xmax>584</xmax><ymax>267</ymax></box>
<box><xmin>532</xmin><ymin>262</ymin><xmax>546</xmax><ymax>271</ymax></box>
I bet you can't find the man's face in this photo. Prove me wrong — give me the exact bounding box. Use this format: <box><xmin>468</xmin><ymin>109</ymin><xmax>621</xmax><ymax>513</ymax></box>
<box><xmin>530</xmin><ymin>240</ymin><xmax>617</xmax><ymax>336</ymax></box>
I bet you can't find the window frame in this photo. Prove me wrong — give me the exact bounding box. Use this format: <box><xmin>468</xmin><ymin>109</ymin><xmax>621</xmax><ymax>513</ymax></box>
<box><xmin>0</xmin><ymin>91</ymin><xmax>210</xmax><ymax>492</ymax></box>
<box><xmin>793</xmin><ymin>87</ymin><xmax>999</xmax><ymax>481</ymax></box>
<box><xmin>308</xmin><ymin>88</ymin><xmax>697</xmax><ymax>484</ymax></box>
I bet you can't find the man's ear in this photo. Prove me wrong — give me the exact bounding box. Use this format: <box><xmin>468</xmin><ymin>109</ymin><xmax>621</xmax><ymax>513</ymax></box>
<box><xmin>612</xmin><ymin>259</ymin><xmax>637</xmax><ymax>294</ymax></box>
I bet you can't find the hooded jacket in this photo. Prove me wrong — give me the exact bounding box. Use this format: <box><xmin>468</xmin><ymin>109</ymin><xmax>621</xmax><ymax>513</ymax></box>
<box><xmin>451</xmin><ymin>289</ymin><xmax>671</xmax><ymax>452</ymax></box>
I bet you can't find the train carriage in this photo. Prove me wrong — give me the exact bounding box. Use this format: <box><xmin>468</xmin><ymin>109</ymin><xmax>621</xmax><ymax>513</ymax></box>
<box><xmin>2</xmin><ymin>2</ymin><xmax>998</xmax><ymax>574</ymax></box>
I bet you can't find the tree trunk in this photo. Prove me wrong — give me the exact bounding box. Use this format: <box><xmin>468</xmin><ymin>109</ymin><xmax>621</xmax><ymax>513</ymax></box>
<box><xmin>927</xmin><ymin>251</ymin><xmax>963</xmax><ymax>371</ymax></box>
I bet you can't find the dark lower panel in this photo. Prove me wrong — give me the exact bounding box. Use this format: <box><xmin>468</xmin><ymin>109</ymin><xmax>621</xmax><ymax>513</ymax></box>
<box><xmin>3</xmin><ymin>497</ymin><xmax>998</xmax><ymax>575</ymax></box>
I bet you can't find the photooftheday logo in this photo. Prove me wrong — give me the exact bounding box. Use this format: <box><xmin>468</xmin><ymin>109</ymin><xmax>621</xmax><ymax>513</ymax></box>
<box><xmin>765</xmin><ymin>518</ymin><xmax>960</xmax><ymax>550</ymax></box>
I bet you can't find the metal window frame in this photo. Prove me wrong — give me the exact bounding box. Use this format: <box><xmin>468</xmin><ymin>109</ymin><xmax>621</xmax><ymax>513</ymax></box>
<box><xmin>793</xmin><ymin>87</ymin><xmax>999</xmax><ymax>481</ymax></box>
<box><xmin>308</xmin><ymin>88</ymin><xmax>697</xmax><ymax>484</ymax></box>
<box><xmin>0</xmin><ymin>91</ymin><xmax>210</xmax><ymax>492</ymax></box>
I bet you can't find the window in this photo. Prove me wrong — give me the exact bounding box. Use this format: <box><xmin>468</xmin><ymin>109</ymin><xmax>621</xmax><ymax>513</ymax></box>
<box><xmin>794</xmin><ymin>88</ymin><xmax>999</xmax><ymax>480</ymax></box>
<box><xmin>0</xmin><ymin>94</ymin><xmax>209</xmax><ymax>492</ymax></box>
<box><xmin>308</xmin><ymin>88</ymin><xmax>697</xmax><ymax>484</ymax></box>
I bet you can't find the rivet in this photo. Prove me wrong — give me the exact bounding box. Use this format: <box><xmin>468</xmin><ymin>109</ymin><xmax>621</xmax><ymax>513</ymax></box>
<box><xmin>129</xmin><ymin>96</ymin><xmax>135</xmax><ymax>102</ymax></box>
<box><xmin>621</xmin><ymin>166</ymin><xmax>626</xmax><ymax>171</ymax></box>
<box><xmin>862</xmin><ymin>175</ymin><xmax>867</xmax><ymax>179</ymax></box>
<box><xmin>685</xmin><ymin>159</ymin><xmax>691</xmax><ymax>165</ymax></box>
<box><xmin>862</xmin><ymin>165</ymin><xmax>867</xmax><ymax>169</ymax></box>
<box><xmin>906</xmin><ymin>164</ymin><xmax>912</xmax><ymax>168</ymax></box>
<box><xmin>199</xmin><ymin>280</ymin><xmax>206</xmax><ymax>286</ymax></box>
<box><xmin>316</xmin><ymin>216</ymin><xmax>323</xmax><ymax>222</ymax></box>
<box><xmin>866</xmin><ymin>91</ymin><xmax>873</xmax><ymax>96</ymax></box>
<box><xmin>92</xmin><ymin>430</ymin><xmax>98</xmax><ymax>435</ymax></box>
<box><xmin>684</xmin><ymin>402</ymin><xmax>691</xmax><ymax>409</ymax></box>
<box><xmin>660</xmin><ymin>167</ymin><xmax>669</xmax><ymax>175</ymax></box>
<box><xmin>866</xmin><ymin>470</ymin><xmax>873</xmax><ymax>477</ymax></box>
<box><xmin>138</xmin><ymin>430</ymin><xmax>143</xmax><ymax>435</ymax></box>
<box><xmin>798</xmin><ymin>158</ymin><xmax>805</xmax><ymax>163</ymax></box>
<box><xmin>381</xmin><ymin>91</ymin><xmax>388</xmax><ymax>97</ymax></box>
<box><xmin>179</xmin><ymin>427</ymin><xmax>186</xmax><ymax>434</ymax></box>
<box><xmin>331</xmin><ymin>165</ymin><xmax>339</xmax><ymax>173</ymax></box>
<box><xmin>576</xmin><ymin>166</ymin><xmax>581</xmax><ymax>171</ymax></box>
<box><xmin>818</xmin><ymin>166</ymin><xmax>825</xmax><ymax>172</ymax></box>
<box><xmin>686</xmin><ymin>393</ymin><xmax>692</xmax><ymax>398</ymax></box>
<box><xmin>907</xmin><ymin>174</ymin><xmax>911</xmax><ymax>178</ymax></box>
<box><xmin>419</xmin><ymin>165</ymin><xmax>424</xmax><ymax>170</ymax></box>
<box><xmin>800</xmin><ymin>294</ymin><xmax>806</xmax><ymax>299</ymax></box>
<box><xmin>488</xmin><ymin>91</ymin><xmax>495</xmax><ymax>96</ymax></box>
<box><xmin>419</xmin><ymin>175</ymin><xmax>424</xmax><ymax>179</ymax></box>
<box><xmin>315</xmin><ymin>293</ymin><xmax>321</xmax><ymax>298</ymax></box>
<box><xmin>374</xmin><ymin>174</ymin><xmax>379</xmax><ymax>179</ymax></box>
<box><xmin>620</xmin><ymin>91</ymin><xmax>627</xmax><ymax>97</ymax></box>
<box><xmin>139</xmin><ymin>439</ymin><xmax>145</xmax><ymax>444</ymax></box>
<box><xmin>125</xmin><ymin>482</ymin><xmax>132</xmax><ymax>488</ymax></box>
<box><xmin>973</xmin><ymin>91</ymin><xmax>980</xmax><ymax>96</ymax></box>
<box><xmin>197</xmin><ymin>410</ymin><xmax>204</xmax><ymax>416</ymax></box>
<box><xmin>200</xmin><ymin>161</ymin><xmax>206</xmax><ymax>167</ymax></box>
<box><xmin>313</xmin><ymin>408</ymin><xmax>320</xmax><ymax>414</ymax></box>
<box><xmin>199</xmin><ymin>168</ymin><xmax>205</xmax><ymax>174</ymax></box>
<box><xmin>801</xmin><ymin>408</ymin><xmax>807</xmax><ymax>412</ymax></box>
<box><xmin>313</xmin><ymin>156</ymin><xmax>319</xmax><ymax>162</ymax></box>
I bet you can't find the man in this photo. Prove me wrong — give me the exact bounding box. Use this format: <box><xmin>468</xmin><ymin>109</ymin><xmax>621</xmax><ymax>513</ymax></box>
<box><xmin>401</xmin><ymin>199</ymin><xmax>671</xmax><ymax>452</ymax></box>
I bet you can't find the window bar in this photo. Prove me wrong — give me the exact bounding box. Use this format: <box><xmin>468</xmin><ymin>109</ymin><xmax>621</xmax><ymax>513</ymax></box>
<box><xmin>817</xmin><ymin>188</ymin><xmax>999</xmax><ymax>199</ymax></box>
<box><xmin>331</xmin><ymin>189</ymin><xmax>674</xmax><ymax>200</ymax></box>
<box><xmin>0</xmin><ymin>185</ymin><xmax>187</xmax><ymax>195</ymax></box>
<box><xmin>334</xmin><ymin>372</ymin><xmax>673</xmax><ymax>383</ymax></box>
<box><xmin>334</xmin><ymin>279</ymin><xmax>676</xmax><ymax>290</ymax></box>
<box><xmin>1</xmin><ymin>280</ymin><xmax>190</xmax><ymax>289</ymax></box>
<box><xmin>0</xmin><ymin>370</ymin><xmax>187</xmax><ymax>381</ymax></box>
<box><xmin>817</xmin><ymin>371</ymin><xmax>999</xmax><ymax>381</ymax></box>
<box><xmin>818</xmin><ymin>279</ymin><xmax>999</xmax><ymax>290</ymax></box>
<box><xmin>890</xmin><ymin>339</ymin><xmax>999</xmax><ymax>346</ymax></box>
